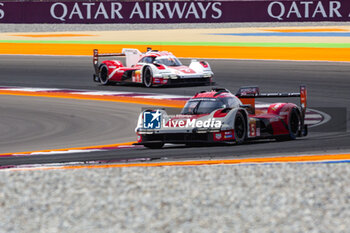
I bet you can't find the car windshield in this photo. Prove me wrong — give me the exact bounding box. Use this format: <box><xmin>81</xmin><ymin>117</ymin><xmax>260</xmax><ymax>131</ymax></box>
<box><xmin>155</xmin><ymin>56</ymin><xmax>182</xmax><ymax>66</ymax></box>
<box><xmin>181</xmin><ymin>98</ymin><xmax>226</xmax><ymax>115</ymax></box>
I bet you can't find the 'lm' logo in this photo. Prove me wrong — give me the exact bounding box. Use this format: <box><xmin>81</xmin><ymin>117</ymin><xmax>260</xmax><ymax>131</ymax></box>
<box><xmin>143</xmin><ymin>110</ymin><xmax>161</xmax><ymax>129</ymax></box>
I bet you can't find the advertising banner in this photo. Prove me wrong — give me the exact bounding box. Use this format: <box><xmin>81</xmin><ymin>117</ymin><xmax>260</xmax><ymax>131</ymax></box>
<box><xmin>0</xmin><ymin>1</ymin><xmax>349</xmax><ymax>24</ymax></box>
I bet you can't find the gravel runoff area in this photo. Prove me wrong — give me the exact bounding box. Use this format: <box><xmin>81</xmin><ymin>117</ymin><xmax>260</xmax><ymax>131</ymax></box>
<box><xmin>1</xmin><ymin>22</ymin><xmax>350</xmax><ymax>32</ymax></box>
<box><xmin>0</xmin><ymin>163</ymin><xmax>349</xmax><ymax>233</ymax></box>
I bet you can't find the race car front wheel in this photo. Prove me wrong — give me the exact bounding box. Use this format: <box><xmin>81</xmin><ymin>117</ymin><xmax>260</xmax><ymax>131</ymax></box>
<box><xmin>143</xmin><ymin>66</ymin><xmax>153</xmax><ymax>88</ymax></box>
<box><xmin>99</xmin><ymin>64</ymin><xmax>110</xmax><ymax>85</ymax></box>
<box><xmin>234</xmin><ymin>111</ymin><xmax>247</xmax><ymax>144</ymax></box>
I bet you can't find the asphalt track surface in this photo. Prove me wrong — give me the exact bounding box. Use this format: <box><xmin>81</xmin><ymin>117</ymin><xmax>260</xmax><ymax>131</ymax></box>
<box><xmin>0</xmin><ymin>95</ymin><xmax>143</xmax><ymax>154</ymax></box>
<box><xmin>0</xmin><ymin>55</ymin><xmax>349</xmax><ymax>165</ymax></box>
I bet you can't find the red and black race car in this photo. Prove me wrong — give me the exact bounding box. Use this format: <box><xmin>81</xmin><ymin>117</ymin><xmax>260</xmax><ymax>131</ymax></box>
<box><xmin>135</xmin><ymin>85</ymin><xmax>308</xmax><ymax>148</ymax></box>
<box><xmin>93</xmin><ymin>48</ymin><xmax>214</xmax><ymax>87</ymax></box>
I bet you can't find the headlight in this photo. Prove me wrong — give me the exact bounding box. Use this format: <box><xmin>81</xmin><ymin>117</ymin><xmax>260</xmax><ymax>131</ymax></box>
<box><xmin>208</xmin><ymin>129</ymin><xmax>221</xmax><ymax>132</ymax></box>
<box><xmin>203</xmin><ymin>73</ymin><xmax>212</xmax><ymax>78</ymax></box>
<box><xmin>197</xmin><ymin>130</ymin><xmax>207</xmax><ymax>133</ymax></box>
<box><xmin>162</xmin><ymin>74</ymin><xmax>177</xmax><ymax>79</ymax></box>
<box><xmin>137</xmin><ymin>130</ymin><xmax>155</xmax><ymax>134</ymax></box>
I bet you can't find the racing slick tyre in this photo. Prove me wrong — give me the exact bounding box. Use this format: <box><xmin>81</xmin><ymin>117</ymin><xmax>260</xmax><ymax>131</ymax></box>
<box><xmin>143</xmin><ymin>66</ymin><xmax>153</xmax><ymax>88</ymax></box>
<box><xmin>277</xmin><ymin>107</ymin><xmax>301</xmax><ymax>141</ymax></box>
<box><xmin>99</xmin><ymin>64</ymin><xmax>110</xmax><ymax>85</ymax></box>
<box><xmin>234</xmin><ymin>111</ymin><xmax>247</xmax><ymax>144</ymax></box>
<box><xmin>144</xmin><ymin>143</ymin><xmax>164</xmax><ymax>149</ymax></box>
<box><xmin>287</xmin><ymin>107</ymin><xmax>301</xmax><ymax>140</ymax></box>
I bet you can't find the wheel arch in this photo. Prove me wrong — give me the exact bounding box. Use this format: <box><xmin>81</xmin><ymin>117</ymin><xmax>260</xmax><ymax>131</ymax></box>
<box><xmin>221</xmin><ymin>108</ymin><xmax>249</xmax><ymax>131</ymax></box>
<box><xmin>142</xmin><ymin>64</ymin><xmax>159</xmax><ymax>77</ymax></box>
<box><xmin>280</xmin><ymin>106</ymin><xmax>302</xmax><ymax>140</ymax></box>
<box><xmin>238</xmin><ymin>109</ymin><xmax>248</xmax><ymax>127</ymax></box>
<box><xmin>141</xmin><ymin>65</ymin><xmax>149</xmax><ymax>77</ymax></box>
<box><xmin>232</xmin><ymin>109</ymin><xmax>248</xmax><ymax>144</ymax></box>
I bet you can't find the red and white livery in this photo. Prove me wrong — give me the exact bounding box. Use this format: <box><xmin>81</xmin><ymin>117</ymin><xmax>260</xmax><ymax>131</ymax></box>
<box><xmin>135</xmin><ymin>86</ymin><xmax>308</xmax><ymax>149</ymax></box>
<box><xmin>93</xmin><ymin>48</ymin><xmax>214</xmax><ymax>87</ymax></box>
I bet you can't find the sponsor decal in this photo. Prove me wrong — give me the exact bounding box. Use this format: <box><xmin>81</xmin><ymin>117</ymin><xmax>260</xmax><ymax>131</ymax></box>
<box><xmin>50</xmin><ymin>1</ymin><xmax>221</xmax><ymax>22</ymax></box>
<box><xmin>143</xmin><ymin>110</ymin><xmax>161</xmax><ymax>129</ymax></box>
<box><xmin>132</xmin><ymin>70</ymin><xmax>142</xmax><ymax>83</ymax></box>
<box><xmin>50</xmin><ymin>2</ymin><xmax>123</xmax><ymax>21</ymax></box>
<box><xmin>271</xmin><ymin>103</ymin><xmax>283</xmax><ymax>111</ymax></box>
<box><xmin>267</xmin><ymin>1</ymin><xmax>342</xmax><ymax>21</ymax></box>
<box><xmin>142</xmin><ymin>111</ymin><xmax>222</xmax><ymax>129</ymax></box>
<box><xmin>239</xmin><ymin>87</ymin><xmax>260</xmax><ymax>96</ymax></box>
<box><xmin>215</xmin><ymin>133</ymin><xmax>222</xmax><ymax>140</ymax></box>
<box><xmin>300</xmin><ymin>86</ymin><xmax>307</xmax><ymax>108</ymax></box>
<box><xmin>213</xmin><ymin>130</ymin><xmax>234</xmax><ymax>141</ymax></box>
<box><xmin>165</xmin><ymin>118</ymin><xmax>222</xmax><ymax>128</ymax></box>
<box><xmin>223</xmin><ymin>131</ymin><xmax>233</xmax><ymax>139</ymax></box>
<box><xmin>256</xmin><ymin>127</ymin><xmax>261</xmax><ymax>137</ymax></box>
<box><xmin>249</xmin><ymin>118</ymin><xmax>261</xmax><ymax>137</ymax></box>
<box><xmin>249</xmin><ymin>118</ymin><xmax>259</xmax><ymax>137</ymax></box>
<box><xmin>128</xmin><ymin>2</ymin><xmax>222</xmax><ymax>20</ymax></box>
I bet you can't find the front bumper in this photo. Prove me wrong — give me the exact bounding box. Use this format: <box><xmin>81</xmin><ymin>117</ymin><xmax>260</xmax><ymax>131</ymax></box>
<box><xmin>135</xmin><ymin>130</ymin><xmax>235</xmax><ymax>145</ymax></box>
<box><xmin>166</xmin><ymin>77</ymin><xmax>211</xmax><ymax>85</ymax></box>
<box><xmin>153</xmin><ymin>73</ymin><xmax>213</xmax><ymax>85</ymax></box>
<box><xmin>152</xmin><ymin>77</ymin><xmax>212</xmax><ymax>86</ymax></box>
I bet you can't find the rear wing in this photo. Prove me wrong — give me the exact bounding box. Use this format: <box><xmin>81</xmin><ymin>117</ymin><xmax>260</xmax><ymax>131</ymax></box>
<box><xmin>93</xmin><ymin>49</ymin><xmax>125</xmax><ymax>77</ymax></box>
<box><xmin>122</xmin><ymin>48</ymin><xmax>143</xmax><ymax>67</ymax></box>
<box><xmin>236</xmin><ymin>85</ymin><xmax>307</xmax><ymax>119</ymax></box>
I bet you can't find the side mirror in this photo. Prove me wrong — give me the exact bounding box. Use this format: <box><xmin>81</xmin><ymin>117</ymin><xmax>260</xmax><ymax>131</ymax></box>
<box><xmin>240</xmin><ymin>104</ymin><xmax>251</xmax><ymax>109</ymax></box>
<box><xmin>153</xmin><ymin>60</ymin><xmax>161</xmax><ymax>67</ymax></box>
<box><xmin>240</xmin><ymin>104</ymin><xmax>254</xmax><ymax>114</ymax></box>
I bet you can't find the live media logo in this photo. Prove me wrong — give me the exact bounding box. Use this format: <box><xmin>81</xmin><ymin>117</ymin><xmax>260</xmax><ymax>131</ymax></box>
<box><xmin>143</xmin><ymin>110</ymin><xmax>161</xmax><ymax>129</ymax></box>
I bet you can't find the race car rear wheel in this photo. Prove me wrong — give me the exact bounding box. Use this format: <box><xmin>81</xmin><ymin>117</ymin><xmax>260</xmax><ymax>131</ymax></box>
<box><xmin>143</xmin><ymin>66</ymin><xmax>153</xmax><ymax>88</ymax></box>
<box><xmin>234</xmin><ymin>111</ymin><xmax>247</xmax><ymax>144</ymax></box>
<box><xmin>144</xmin><ymin>143</ymin><xmax>164</xmax><ymax>149</ymax></box>
<box><xmin>277</xmin><ymin>107</ymin><xmax>301</xmax><ymax>141</ymax></box>
<box><xmin>99</xmin><ymin>64</ymin><xmax>110</xmax><ymax>85</ymax></box>
<box><xmin>287</xmin><ymin>107</ymin><xmax>301</xmax><ymax>140</ymax></box>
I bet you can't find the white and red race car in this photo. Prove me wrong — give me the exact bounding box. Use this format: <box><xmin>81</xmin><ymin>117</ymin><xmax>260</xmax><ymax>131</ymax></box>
<box><xmin>135</xmin><ymin>86</ymin><xmax>308</xmax><ymax>149</ymax></box>
<box><xmin>93</xmin><ymin>48</ymin><xmax>214</xmax><ymax>87</ymax></box>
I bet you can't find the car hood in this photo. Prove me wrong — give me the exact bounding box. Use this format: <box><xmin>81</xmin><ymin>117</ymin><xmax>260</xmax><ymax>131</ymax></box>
<box><xmin>167</xmin><ymin>66</ymin><xmax>197</xmax><ymax>74</ymax></box>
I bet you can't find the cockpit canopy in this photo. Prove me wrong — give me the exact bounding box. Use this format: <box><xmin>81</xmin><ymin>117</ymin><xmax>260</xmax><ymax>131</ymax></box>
<box><xmin>155</xmin><ymin>56</ymin><xmax>182</xmax><ymax>66</ymax></box>
<box><xmin>181</xmin><ymin>96</ymin><xmax>242</xmax><ymax>115</ymax></box>
<box><xmin>138</xmin><ymin>55</ymin><xmax>182</xmax><ymax>66</ymax></box>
